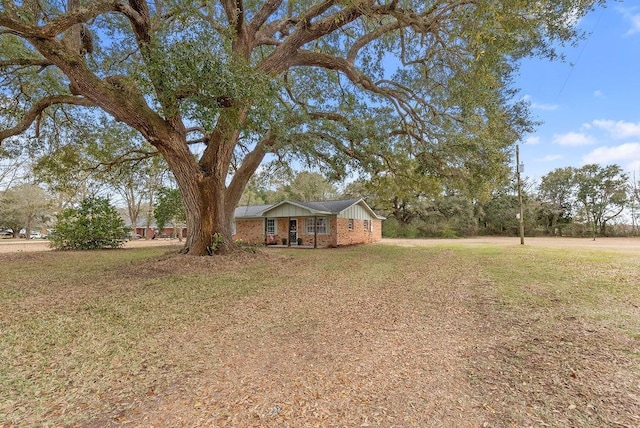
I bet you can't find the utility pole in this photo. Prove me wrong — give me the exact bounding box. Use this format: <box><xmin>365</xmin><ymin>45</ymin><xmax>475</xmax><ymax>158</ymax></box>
<box><xmin>516</xmin><ymin>145</ymin><xmax>525</xmax><ymax>245</ymax></box>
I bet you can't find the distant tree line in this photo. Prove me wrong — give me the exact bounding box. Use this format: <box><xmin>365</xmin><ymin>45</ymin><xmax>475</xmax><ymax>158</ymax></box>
<box><xmin>2</xmin><ymin>156</ymin><xmax>639</xmax><ymax>241</ymax></box>
<box><xmin>365</xmin><ymin>164</ymin><xmax>637</xmax><ymax>239</ymax></box>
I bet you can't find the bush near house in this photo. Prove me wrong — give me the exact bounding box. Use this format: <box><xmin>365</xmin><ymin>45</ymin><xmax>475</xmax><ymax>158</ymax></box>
<box><xmin>49</xmin><ymin>197</ymin><xmax>129</xmax><ymax>250</ymax></box>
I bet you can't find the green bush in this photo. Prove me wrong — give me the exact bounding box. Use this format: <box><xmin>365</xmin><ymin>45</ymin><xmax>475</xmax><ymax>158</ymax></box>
<box><xmin>440</xmin><ymin>225</ymin><xmax>459</xmax><ymax>239</ymax></box>
<box><xmin>49</xmin><ymin>197</ymin><xmax>129</xmax><ymax>250</ymax></box>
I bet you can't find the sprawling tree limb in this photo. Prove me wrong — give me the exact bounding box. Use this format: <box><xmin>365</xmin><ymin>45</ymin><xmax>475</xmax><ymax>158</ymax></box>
<box><xmin>122</xmin><ymin>0</ymin><xmax>151</xmax><ymax>44</ymax></box>
<box><xmin>297</xmin><ymin>0</ymin><xmax>338</xmax><ymax>25</ymax></box>
<box><xmin>257</xmin><ymin>1</ymin><xmax>364</xmax><ymax>74</ymax></box>
<box><xmin>248</xmin><ymin>0</ymin><xmax>283</xmax><ymax>35</ymax></box>
<box><xmin>0</xmin><ymin>1</ymin><xmax>124</xmax><ymax>37</ymax></box>
<box><xmin>90</xmin><ymin>148</ymin><xmax>158</xmax><ymax>173</ymax></box>
<box><xmin>346</xmin><ymin>21</ymin><xmax>402</xmax><ymax>63</ymax></box>
<box><xmin>286</xmin><ymin>50</ymin><xmax>406</xmax><ymax>107</ymax></box>
<box><xmin>308</xmin><ymin>111</ymin><xmax>351</xmax><ymax>125</ymax></box>
<box><xmin>0</xmin><ymin>58</ymin><xmax>52</xmax><ymax>68</ymax></box>
<box><xmin>0</xmin><ymin>95</ymin><xmax>95</xmax><ymax>144</ymax></box>
<box><xmin>226</xmin><ymin>131</ymin><xmax>274</xmax><ymax>213</ymax></box>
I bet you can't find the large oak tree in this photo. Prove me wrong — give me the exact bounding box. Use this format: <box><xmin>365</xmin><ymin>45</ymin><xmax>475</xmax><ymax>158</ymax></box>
<box><xmin>1</xmin><ymin>0</ymin><xmax>602</xmax><ymax>255</ymax></box>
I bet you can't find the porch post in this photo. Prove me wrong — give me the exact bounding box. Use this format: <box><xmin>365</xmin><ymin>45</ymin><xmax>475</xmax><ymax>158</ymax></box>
<box><xmin>314</xmin><ymin>216</ymin><xmax>317</xmax><ymax>249</ymax></box>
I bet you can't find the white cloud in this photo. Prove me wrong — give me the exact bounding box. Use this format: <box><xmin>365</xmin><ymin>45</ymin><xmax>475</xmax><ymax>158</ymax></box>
<box><xmin>532</xmin><ymin>102</ymin><xmax>559</xmax><ymax>111</ymax></box>
<box><xmin>593</xmin><ymin>90</ymin><xmax>604</xmax><ymax>98</ymax></box>
<box><xmin>625</xmin><ymin>13</ymin><xmax>640</xmax><ymax>35</ymax></box>
<box><xmin>553</xmin><ymin>132</ymin><xmax>595</xmax><ymax>146</ymax></box>
<box><xmin>525</xmin><ymin>136</ymin><xmax>540</xmax><ymax>145</ymax></box>
<box><xmin>522</xmin><ymin>94</ymin><xmax>559</xmax><ymax>111</ymax></box>
<box><xmin>582</xmin><ymin>142</ymin><xmax>640</xmax><ymax>164</ymax></box>
<box><xmin>541</xmin><ymin>154</ymin><xmax>563</xmax><ymax>162</ymax></box>
<box><xmin>591</xmin><ymin>119</ymin><xmax>640</xmax><ymax>139</ymax></box>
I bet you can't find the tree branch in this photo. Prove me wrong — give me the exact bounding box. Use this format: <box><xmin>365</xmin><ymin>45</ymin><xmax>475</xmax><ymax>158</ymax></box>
<box><xmin>226</xmin><ymin>131</ymin><xmax>274</xmax><ymax>212</ymax></box>
<box><xmin>287</xmin><ymin>49</ymin><xmax>385</xmax><ymax>96</ymax></box>
<box><xmin>297</xmin><ymin>0</ymin><xmax>337</xmax><ymax>26</ymax></box>
<box><xmin>0</xmin><ymin>58</ymin><xmax>52</xmax><ymax>68</ymax></box>
<box><xmin>0</xmin><ymin>95</ymin><xmax>95</xmax><ymax>144</ymax></box>
<box><xmin>221</xmin><ymin>0</ymin><xmax>242</xmax><ymax>33</ymax></box>
<box><xmin>288</xmin><ymin>49</ymin><xmax>447</xmax><ymax>129</ymax></box>
<box><xmin>347</xmin><ymin>21</ymin><xmax>401</xmax><ymax>62</ymax></box>
<box><xmin>258</xmin><ymin>1</ymin><xmax>362</xmax><ymax>74</ymax></box>
<box><xmin>89</xmin><ymin>148</ymin><xmax>158</xmax><ymax>174</ymax></box>
<box><xmin>124</xmin><ymin>0</ymin><xmax>151</xmax><ymax>44</ymax></box>
<box><xmin>0</xmin><ymin>1</ymin><xmax>126</xmax><ymax>38</ymax></box>
<box><xmin>186</xmin><ymin>126</ymin><xmax>206</xmax><ymax>135</ymax></box>
<box><xmin>308</xmin><ymin>111</ymin><xmax>351</xmax><ymax>126</ymax></box>
<box><xmin>248</xmin><ymin>0</ymin><xmax>283</xmax><ymax>35</ymax></box>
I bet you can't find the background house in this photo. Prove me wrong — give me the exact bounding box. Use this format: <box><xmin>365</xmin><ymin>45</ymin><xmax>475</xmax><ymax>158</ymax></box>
<box><xmin>233</xmin><ymin>198</ymin><xmax>384</xmax><ymax>247</ymax></box>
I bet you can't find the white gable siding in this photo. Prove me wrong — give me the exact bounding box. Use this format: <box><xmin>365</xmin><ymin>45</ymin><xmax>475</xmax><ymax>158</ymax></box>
<box><xmin>339</xmin><ymin>203</ymin><xmax>375</xmax><ymax>220</ymax></box>
<box><xmin>263</xmin><ymin>204</ymin><xmax>316</xmax><ymax>218</ymax></box>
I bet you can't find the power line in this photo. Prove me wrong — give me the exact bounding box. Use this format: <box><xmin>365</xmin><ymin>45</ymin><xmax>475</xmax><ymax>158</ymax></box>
<box><xmin>557</xmin><ymin>6</ymin><xmax>606</xmax><ymax>96</ymax></box>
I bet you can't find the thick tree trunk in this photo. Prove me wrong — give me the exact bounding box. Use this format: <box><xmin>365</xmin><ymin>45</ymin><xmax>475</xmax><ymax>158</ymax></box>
<box><xmin>156</xmin><ymin>134</ymin><xmax>243</xmax><ymax>256</ymax></box>
<box><xmin>180</xmin><ymin>181</ymin><xmax>236</xmax><ymax>256</ymax></box>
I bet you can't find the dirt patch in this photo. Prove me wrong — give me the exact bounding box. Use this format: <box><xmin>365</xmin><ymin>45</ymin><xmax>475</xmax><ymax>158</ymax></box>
<box><xmin>126</xmin><ymin>248</ymin><xmax>285</xmax><ymax>278</ymax></box>
<box><xmin>0</xmin><ymin>238</ymin><xmax>183</xmax><ymax>253</ymax></box>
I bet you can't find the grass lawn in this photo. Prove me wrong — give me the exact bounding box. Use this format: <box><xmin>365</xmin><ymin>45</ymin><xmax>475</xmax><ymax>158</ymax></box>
<box><xmin>1</xmin><ymin>243</ymin><xmax>639</xmax><ymax>426</ymax></box>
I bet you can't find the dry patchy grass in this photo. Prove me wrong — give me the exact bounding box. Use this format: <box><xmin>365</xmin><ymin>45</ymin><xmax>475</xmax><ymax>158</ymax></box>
<box><xmin>1</xmin><ymin>243</ymin><xmax>639</xmax><ymax>427</ymax></box>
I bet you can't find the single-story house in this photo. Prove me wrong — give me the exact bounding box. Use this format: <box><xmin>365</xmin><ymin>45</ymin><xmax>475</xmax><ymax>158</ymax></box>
<box><xmin>233</xmin><ymin>198</ymin><xmax>385</xmax><ymax>248</ymax></box>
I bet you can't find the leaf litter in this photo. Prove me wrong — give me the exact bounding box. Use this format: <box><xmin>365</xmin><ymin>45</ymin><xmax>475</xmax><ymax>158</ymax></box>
<box><xmin>1</xmin><ymin>243</ymin><xmax>639</xmax><ymax>427</ymax></box>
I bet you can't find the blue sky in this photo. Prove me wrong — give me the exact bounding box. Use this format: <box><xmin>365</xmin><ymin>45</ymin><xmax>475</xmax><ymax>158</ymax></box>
<box><xmin>516</xmin><ymin>3</ymin><xmax>640</xmax><ymax>180</ymax></box>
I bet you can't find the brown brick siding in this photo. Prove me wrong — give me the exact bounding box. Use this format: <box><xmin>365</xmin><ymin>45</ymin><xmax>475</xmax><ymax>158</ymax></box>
<box><xmin>335</xmin><ymin>218</ymin><xmax>382</xmax><ymax>246</ymax></box>
<box><xmin>233</xmin><ymin>219</ymin><xmax>264</xmax><ymax>244</ymax></box>
<box><xmin>234</xmin><ymin>216</ymin><xmax>383</xmax><ymax>247</ymax></box>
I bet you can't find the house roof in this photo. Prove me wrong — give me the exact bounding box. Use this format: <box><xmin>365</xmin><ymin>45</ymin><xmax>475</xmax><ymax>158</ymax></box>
<box><xmin>234</xmin><ymin>204</ymin><xmax>273</xmax><ymax>219</ymax></box>
<box><xmin>296</xmin><ymin>198</ymin><xmax>362</xmax><ymax>213</ymax></box>
<box><xmin>235</xmin><ymin>198</ymin><xmax>385</xmax><ymax>220</ymax></box>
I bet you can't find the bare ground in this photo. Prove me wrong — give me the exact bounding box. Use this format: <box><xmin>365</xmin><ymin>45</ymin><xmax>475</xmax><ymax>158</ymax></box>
<box><xmin>381</xmin><ymin>236</ymin><xmax>640</xmax><ymax>252</ymax></box>
<box><xmin>1</xmin><ymin>239</ymin><xmax>639</xmax><ymax>427</ymax></box>
<box><xmin>0</xmin><ymin>238</ymin><xmax>183</xmax><ymax>253</ymax></box>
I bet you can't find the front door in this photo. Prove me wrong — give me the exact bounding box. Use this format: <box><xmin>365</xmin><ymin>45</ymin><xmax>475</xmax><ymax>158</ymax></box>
<box><xmin>289</xmin><ymin>219</ymin><xmax>297</xmax><ymax>245</ymax></box>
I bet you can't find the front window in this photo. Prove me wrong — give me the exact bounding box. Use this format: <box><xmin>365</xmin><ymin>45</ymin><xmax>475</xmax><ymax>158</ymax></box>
<box><xmin>266</xmin><ymin>218</ymin><xmax>277</xmax><ymax>235</ymax></box>
<box><xmin>317</xmin><ymin>217</ymin><xmax>328</xmax><ymax>234</ymax></box>
<box><xmin>305</xmin><ymin>217</ymin><xmax>328</xmax><ymax>234</ymax></box>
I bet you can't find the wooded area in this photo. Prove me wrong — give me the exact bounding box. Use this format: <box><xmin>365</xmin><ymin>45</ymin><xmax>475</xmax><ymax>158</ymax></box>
<box><xmin>2</xmin><ymin>162</ymin><xmax>639</xmax><ymax>242</ymax></box>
